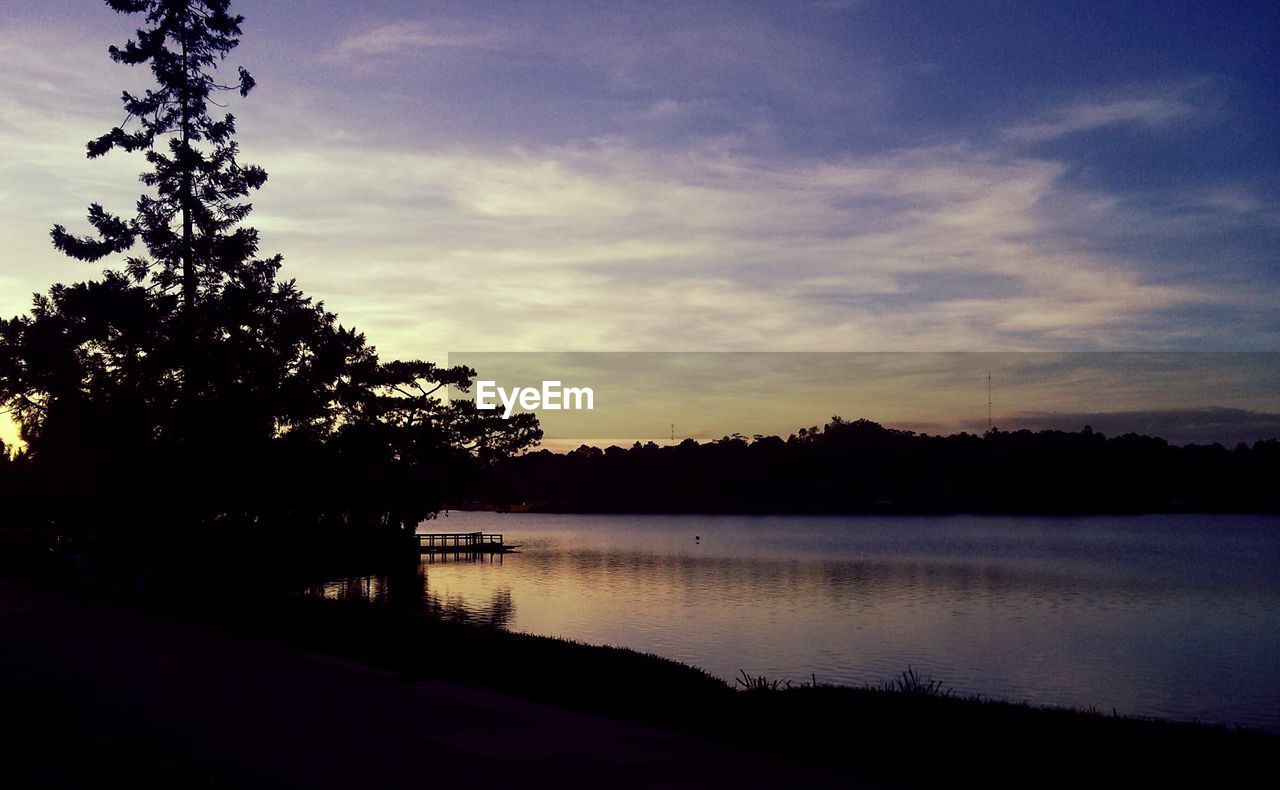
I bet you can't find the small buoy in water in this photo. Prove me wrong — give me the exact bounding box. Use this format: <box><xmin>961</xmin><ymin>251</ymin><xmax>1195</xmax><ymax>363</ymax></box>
<box><xmin>695</xmin><ymin>535</ymin><xmax>701</xmax><ymax>543</ymax></box>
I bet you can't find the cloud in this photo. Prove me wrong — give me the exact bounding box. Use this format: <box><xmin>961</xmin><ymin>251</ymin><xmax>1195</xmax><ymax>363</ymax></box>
<box><xmin>225</xmin><ymin>136</ymin><xmax>1221</xmax><ymax>356</ymax></box>
<box><xmin>328</xmin><ymin>22</ymin><xmax>501</xmax><ymax>61</ymax></box>
<box><xmin>1</xmin><ymin>12</ymin><xmax>1275</xmax><ymax>364</ymax></box>
<box><xmin>1002</xmin><ymin>95</ymin><xmax>1199</xmax><ymax>143</ymax></box>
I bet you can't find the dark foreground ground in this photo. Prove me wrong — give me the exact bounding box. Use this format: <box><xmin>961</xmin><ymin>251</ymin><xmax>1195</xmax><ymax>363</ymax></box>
<box><xmin>0</xmin><ymin>579</ymin><xmax>858</xmax><ymax>789</ymax></box>
<box><xmin>2</xmin><ymin>576</ymin><xmax>1274</xmax><ymax>789</ymax></box>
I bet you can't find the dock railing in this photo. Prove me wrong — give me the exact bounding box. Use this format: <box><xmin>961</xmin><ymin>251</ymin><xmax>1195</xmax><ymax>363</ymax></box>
<box><xmin>416</xmin><ymin>531</ymin><xmax>505</xmax><ymax>553</ymax></box>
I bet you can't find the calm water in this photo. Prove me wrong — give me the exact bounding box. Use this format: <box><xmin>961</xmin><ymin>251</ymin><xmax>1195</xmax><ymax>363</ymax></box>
<box><xmin>311</xmin><ymin>511</ymin><xmax>1280</xmax><ymax>731</ymax></box>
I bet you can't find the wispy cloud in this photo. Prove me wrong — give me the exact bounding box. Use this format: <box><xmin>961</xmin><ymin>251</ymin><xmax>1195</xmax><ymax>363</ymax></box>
<box><xmin>230</xmin><ymin>138</ymin><xmax>1219</xmax><ymax>354</ymax></box>
<box><xmin>328</xmin><ymin>22</ymin><xmax>502</xmax><ymax>61</ymax></box>
<box><xmin>1002</xmin><ymin>94</ymin><xmax>1200</xmax><ymax>143</ymax></box>
<box><xmin>1</xmin><ymin>5</ymin><xmax>1276</xmax><ymax>369</ymax></box>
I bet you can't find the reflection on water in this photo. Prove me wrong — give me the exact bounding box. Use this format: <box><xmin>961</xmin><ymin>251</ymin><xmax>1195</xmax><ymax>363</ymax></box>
<box><xmin>306</xmin><ymin>511</ymin><xmax>1280</xmax><ymax>731</ymax></box>
<box><xmin>302</xmin><ymin>557</ymin><xmax>515</xmax><ymax>628</ymax></box>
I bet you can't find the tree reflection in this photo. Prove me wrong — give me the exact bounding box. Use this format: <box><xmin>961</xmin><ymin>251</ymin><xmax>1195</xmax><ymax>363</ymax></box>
<box><xmin>304</xmin><ymin>557</ymin><xmax>515</xmax><ymax>629</ymax></box>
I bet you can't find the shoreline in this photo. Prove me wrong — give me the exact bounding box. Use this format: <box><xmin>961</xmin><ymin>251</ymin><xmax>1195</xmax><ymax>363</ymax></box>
<box><xmin>447</xmin><ymin>502</ymin><xmax>1280</xmax><ymax>516</ymax></box>
<box><xmin>3</xmin><ymin>574</ymin><xmax>1273</xmax><ymax>788</ymax></box>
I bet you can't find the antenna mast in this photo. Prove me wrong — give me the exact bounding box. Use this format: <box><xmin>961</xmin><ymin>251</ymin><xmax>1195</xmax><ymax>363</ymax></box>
<box><xmin>987</xmin><ymin>370</ymin><xmax>992</xmax><ymax>431</ymax></box>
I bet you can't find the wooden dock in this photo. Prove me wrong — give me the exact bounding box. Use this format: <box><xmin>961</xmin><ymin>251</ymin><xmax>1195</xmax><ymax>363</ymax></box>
<box><xmin>417</xmin><ymin>531</ymin><xmax>513</xmax><ymax>555</ymax></box>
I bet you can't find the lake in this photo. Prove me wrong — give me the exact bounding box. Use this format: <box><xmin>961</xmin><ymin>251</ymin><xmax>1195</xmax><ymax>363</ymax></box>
<box><xmin>310</xmin><ymin>511</ymin><xmax>1280</xmax><ymax>732</ymax></box>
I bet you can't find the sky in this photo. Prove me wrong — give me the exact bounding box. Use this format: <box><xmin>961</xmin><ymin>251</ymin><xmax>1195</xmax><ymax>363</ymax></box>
<box><xmin>447</xmin><ymin>352</ymin><xmax>1280</xmax><ymax>447</ymax></box>
<box><xmin>2</xmin><ymin>1</ymin><xmax>1279</xmax><ymax>445</ymax></box>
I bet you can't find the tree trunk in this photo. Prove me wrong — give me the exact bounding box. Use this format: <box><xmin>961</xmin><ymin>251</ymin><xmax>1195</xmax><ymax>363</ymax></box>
<box><xmin>179</xmin><ymin>12</ymin><xmax>197</xmax><ymax>437</ymax></box>
<box><xmin>180</xmin><ymin>25</ymin><xmax>195</xmax><ymax>315</ymax></box>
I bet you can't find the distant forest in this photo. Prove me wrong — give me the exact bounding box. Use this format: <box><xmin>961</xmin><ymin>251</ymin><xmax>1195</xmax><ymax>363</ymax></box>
<box><xmin>479</xmin><ymin>417</ymin><xmax>1280</xmax><ymax>514</ymax></box>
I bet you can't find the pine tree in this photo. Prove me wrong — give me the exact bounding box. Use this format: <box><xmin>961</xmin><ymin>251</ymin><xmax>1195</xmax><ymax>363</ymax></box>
<box><xmin>51</xmin><ymin>0</ymin><xmax>265</xmax><ymax>312</ymax></box>
<box><xmin>1</xmin><ymin>0</ymin><xmax>541</xmax><ymax>549</ymax></box>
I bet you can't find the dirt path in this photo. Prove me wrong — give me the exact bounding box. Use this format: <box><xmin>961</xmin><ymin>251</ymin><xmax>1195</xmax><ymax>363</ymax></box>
<box><xmin>0</xmin><ymin>580</ymin><xmax>861</xmax><ymax>789</ymax></box>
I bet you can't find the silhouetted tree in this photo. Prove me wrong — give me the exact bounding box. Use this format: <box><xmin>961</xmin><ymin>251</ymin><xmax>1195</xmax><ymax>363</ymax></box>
<box><xmin>51</xmin><ymin>0</ymin><xmax>261</xmax><ymax>311</ymax></box>
<box><xmin>47</xmin><ymin>0</ymin><xmax>271</xmax><ymax>434</ymax></box>
<box><xmin>0</xmin><ymin>1</ymin><xmax>540</xmax><ymax>584</ymax></box>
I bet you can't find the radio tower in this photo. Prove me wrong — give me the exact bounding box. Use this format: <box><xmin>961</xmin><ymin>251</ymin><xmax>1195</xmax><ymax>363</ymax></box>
<box><xmin>987</xmin><ymin>370</ymin><xmax>992</xmax><ymax>432</ymax></box>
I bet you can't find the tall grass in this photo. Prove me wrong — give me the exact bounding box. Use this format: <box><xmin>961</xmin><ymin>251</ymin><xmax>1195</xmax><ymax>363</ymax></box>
<box><xmin>736</xmin><ymin>670</ymin><xmax>789</xmax><ymax>692</ymax></box>
<box><xmin>881</xmin><ymin>666</ymin><xmax>954</xmax><ymax>698</ymax></box>
<box><xmin>736</xmin><ymin>666</ymin><xmax>953</xmax><ymax>698</ymax></box>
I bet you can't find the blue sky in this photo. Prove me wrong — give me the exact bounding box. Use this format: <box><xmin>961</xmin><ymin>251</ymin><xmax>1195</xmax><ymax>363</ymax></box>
<box><xmin>1</xmin><ymin>0</ymin><xmax>1278</xmax><ymax>366</ymax></box>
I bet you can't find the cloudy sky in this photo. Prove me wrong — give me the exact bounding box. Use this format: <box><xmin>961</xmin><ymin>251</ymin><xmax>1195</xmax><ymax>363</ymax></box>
<box><xmin>2</xmin><ymin>1</ymin><xmax>1278</xmax><ymax>444</ymax></box>
<box><xmin>449</xmin><ymin>352</ymin><xmax>1280</xmax><ymax>446</ymax></box>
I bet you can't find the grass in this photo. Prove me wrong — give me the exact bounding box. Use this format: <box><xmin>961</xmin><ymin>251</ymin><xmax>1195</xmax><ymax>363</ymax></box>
<box><xmin>885</xmin><ymin>665</ymin><xmax>954</xmax><ymax>697</ymax></box>
<box><xmin>736</xmin><ymin>670</ymin><xmax>790</xmax><ymax>692</ymax></box>
<box><xmin>736</xmin><ymin>666</ymin><xmax>959</xmax><ymax>697</ymax></box>
<box><xmin>739</xmin><ymin>666</ymin><xmax>953</xmax><ymax>698</ymax></box>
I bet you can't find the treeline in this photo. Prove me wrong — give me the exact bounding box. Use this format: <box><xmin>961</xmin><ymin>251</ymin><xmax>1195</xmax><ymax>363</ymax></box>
<box><xmin>484</xmin><ymin>417</ymin><xmax>1280</xmax><ymax>514</ymax></box>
